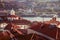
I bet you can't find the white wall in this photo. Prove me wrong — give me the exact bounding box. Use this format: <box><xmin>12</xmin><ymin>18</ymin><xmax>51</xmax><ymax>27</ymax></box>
<box><xmin>17</xmin><ymin>25</ymin><xmax>30</xmax><ymax>29</ymax></box>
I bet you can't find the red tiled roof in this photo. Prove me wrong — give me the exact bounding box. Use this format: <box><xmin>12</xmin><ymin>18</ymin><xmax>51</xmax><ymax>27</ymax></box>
<box><xmin>0</xmin><ymin>19</ymin><xmax>31</xmax><ymax>25</ymax></box>
<box><xmin>31</xmin><ymin>23</ymin><xmax>60</xmax><ymax>40</ymax></box>
<box><xmin>0</xmin><ymin>31</ymin><xmax>10</xmax><ymax>40</ymax></box>
<box><xmin>0</xmin><ymin>15</ymin><xmax>18</xmax><ymax>18</ymax></box>
<box><xmin>7</xmin><ymin>15</ymin><xmax>18</xmax><ymax>18</ymax></box>
<box><xmin>11</xmin><ymin>19</ymin><xmax>31</xmax><ymax>25</ymax></box>
<box><xmin>0</xmin><ymin>13</ymin><xmax>8</xmax><ymax>16</ymax></box>
<box><xmin>4</xmin><ymin>23</ymin><xmax>20</xmax><ymax>30</ymax></box>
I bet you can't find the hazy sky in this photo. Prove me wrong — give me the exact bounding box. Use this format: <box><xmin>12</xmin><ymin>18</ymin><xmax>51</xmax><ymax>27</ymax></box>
<box><xmin>17</xmin><ymin>0</ymin><xmax>59</xmax><ymax>2</ymax></box>
<box><xmin>17</xmin><ymin>0</ymin><xmax>59</xmax><ymax>1</ymax></box>
<box><xmin>4</xmin><ymin>0</ymin><xmax>58</xmax><ymax>2</ymax></box>
<box><xmin>33</xmin><ymin>0</ymin><xmax>59</xmax><ymax>2</ymax></box>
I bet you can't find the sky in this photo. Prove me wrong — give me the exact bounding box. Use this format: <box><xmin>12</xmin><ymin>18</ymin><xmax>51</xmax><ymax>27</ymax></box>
<box><xmin>17</xmin><ymin>0</ymin><xmax>59</xmax><ymax>3</ymax></box>
<box><xmin>2</xmin><ymin>0</ymin><xmax>59</xmax><ymax>2</ymax></box>
<box><xmin>33</xmin><ymin>0</ymin><xmax>59</xmax><ymax>2</ymax></box>
<box><xmin>17</xmin><ymin>0</ymin><xmax>59</xmax><ymax>1</ymax></box>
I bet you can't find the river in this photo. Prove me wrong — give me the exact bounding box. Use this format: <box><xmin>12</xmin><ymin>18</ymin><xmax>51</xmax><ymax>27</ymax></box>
<box><xmin>22</xmin><ymin>17</ymin><xmax>60</xmax><ymax>22</ymax></box>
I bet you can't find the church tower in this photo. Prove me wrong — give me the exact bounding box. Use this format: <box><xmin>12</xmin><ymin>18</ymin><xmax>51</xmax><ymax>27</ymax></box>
<box><xmin>10</xmin><ymin>9</ymin><xmax>15</xmax><ymax>15</ymax></box>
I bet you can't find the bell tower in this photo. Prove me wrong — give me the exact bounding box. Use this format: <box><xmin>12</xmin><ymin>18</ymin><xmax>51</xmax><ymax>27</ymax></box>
<box><xmin>10</xmin><ymin>9</ymin><xmax>15</xmax><ymax>15</ymax></box>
